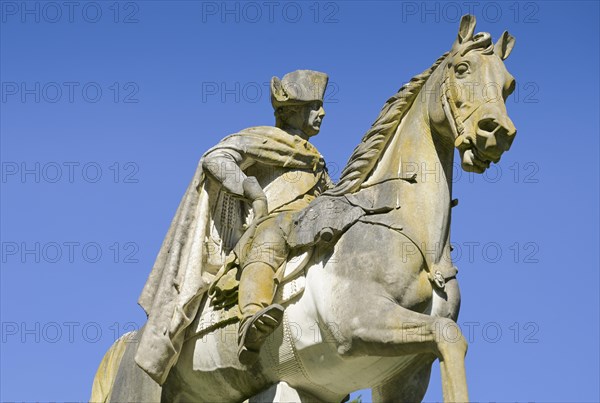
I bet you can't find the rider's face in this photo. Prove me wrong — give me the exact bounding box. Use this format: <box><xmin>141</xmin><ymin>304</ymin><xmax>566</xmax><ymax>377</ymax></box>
<box><xmin>304</xmin><ymin>101</ymin><xmax>326</xmax><ymax>136</ymax></box>
<box><xmin>290</xmin><ymin>101</ymin><xmax>325</xmax><ymax>137</ymax></box>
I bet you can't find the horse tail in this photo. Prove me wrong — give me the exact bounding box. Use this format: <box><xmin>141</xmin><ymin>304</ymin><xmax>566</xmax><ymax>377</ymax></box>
<box><xmin>90</xmin><ymin>331</ymin><xmax>137</xmax><ymax>402</ymax></box>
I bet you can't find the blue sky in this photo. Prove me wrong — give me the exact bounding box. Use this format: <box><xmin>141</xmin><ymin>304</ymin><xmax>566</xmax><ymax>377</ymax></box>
<box><xmin>1</xmin><ymin>1</ymin><xmax>598</xmax><ymax>401</ymax></box>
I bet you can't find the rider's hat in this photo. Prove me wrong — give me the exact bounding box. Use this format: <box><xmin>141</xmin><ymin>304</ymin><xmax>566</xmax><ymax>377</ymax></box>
<box><xmin>270</xmin><ymin>70</ymin><xmax>329</xmax><ymax>109</ymax></box>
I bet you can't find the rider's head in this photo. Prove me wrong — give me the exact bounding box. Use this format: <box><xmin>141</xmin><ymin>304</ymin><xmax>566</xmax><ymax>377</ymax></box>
<box><xmin>271</xmin><ymin>70</ymin><xmax>328</xmax><ymax>138</ymax></box>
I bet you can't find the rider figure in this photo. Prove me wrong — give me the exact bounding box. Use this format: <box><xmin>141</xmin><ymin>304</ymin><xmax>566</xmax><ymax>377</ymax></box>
<box><xmin>201</xmin><ymin>70</ymin><xmax>332</xmax><ymax>365</ymax></box>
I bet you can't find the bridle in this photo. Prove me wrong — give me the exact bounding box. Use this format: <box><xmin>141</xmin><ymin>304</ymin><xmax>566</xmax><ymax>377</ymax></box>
<box><xmin>439</xmin><ymin>52</ymin><xmax>487</xmax><ymax>152</ymax></box>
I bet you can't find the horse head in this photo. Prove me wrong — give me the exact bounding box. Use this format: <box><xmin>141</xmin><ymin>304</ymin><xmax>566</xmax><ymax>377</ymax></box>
<box><xmin>429</xmin><ymin>15</ymin><xmax>517</xmax><ymax>173</ymax></box>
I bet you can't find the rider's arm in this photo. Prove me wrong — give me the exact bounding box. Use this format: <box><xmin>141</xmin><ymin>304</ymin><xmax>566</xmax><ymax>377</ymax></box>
<box><xmin>202</xmin><ymin>149</ymin><xmax>248</xmax><ymax>198</ymax></box>
<box><xmin>202</xmin><ymin>149</ymin><xmax>268</xmax><ymax>219</ymax></box>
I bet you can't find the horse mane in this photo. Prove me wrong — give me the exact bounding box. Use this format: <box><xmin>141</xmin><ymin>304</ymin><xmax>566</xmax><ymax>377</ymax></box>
<box><xmin>326</xmin><ymin>52</ymin><xmax>450</xmax><ymax>196</ymax></box>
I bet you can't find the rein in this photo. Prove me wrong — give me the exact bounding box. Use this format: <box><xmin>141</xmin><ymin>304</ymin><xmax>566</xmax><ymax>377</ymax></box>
<box><xmin>439</xmin><ymin>57</ymin><xmax>485</xmax><ymax>151</ymax></box>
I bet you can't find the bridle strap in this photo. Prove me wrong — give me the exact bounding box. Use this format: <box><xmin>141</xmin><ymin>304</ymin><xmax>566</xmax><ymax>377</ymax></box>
<box><xmin>440</xmin><ymin>58</ymin><xmax>485</xmax><ymax>149</ymax></box>
<box><xmin>440</xmin><ymin>76</ymin><xmax>465</xmax><ymax>148</ymax></box>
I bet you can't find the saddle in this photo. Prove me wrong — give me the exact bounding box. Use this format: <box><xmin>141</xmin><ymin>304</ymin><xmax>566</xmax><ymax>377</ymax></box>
<box><xmin>208</xmin><ymin>196</ymin><xmax>365</xmax><ymax>304</ymax></box>
<box><xmin>197</xmin><ymin>187</ymin><xmax>401</xmax><ymax>337</ymax></box>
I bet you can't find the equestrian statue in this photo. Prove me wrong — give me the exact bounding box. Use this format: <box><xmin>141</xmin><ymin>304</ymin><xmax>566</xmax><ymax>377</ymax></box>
<box><xmin>91</xmin><ymin>15</ymin><xmax>518</xmax><ymax>402</ymax></box>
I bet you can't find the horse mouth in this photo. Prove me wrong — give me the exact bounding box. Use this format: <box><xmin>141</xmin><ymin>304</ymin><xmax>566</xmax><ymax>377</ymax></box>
<box><xmin>462</xmin><ymin>149</ymin><xmax>488</xmax><ymax>172</ymax></box>
<box><xmin>461</xmin><ymin>141</ymin><xmax>499</xmax><ymax>173</ymax></box>
<box><xmin>457</xmin><ymin>131</ymin><xmax>505</xmax><ymax>173</ymax></box>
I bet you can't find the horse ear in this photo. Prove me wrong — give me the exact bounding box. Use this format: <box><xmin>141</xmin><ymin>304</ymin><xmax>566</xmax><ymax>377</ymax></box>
<box><xmin>457</xmin><ymin>15</ymin><xmax>476</xmax><ymax>44</ymax></box>
<box><xmin>495</xmin><ymin>31</ymin><xmax>516</xmax><ymax>60</ymax></box>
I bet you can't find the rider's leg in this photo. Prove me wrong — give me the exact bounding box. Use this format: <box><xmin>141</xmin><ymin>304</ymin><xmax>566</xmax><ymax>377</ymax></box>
<box><xmin>237</xmin><ymin>216</ymin><xmax>289</xmax><ymax>365</ymax></box>
<box><xmin>238</xmin><ymin>261</ymin><xmax>278</xmax><ymax>324</ymax></box>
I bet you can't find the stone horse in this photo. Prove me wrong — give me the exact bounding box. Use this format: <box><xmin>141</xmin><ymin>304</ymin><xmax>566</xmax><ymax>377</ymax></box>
<box><xmin>92</xmin><ymin>15</ymin><xmax>517</xmax><ymax>402</ymax></box>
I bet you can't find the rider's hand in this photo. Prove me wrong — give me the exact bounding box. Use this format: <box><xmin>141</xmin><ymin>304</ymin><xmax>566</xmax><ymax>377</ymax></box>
<box><xmin>251</xmin><ymin>198</ymin><xmax>268</xmax><ymax>221</ymax></box>
<box><xmin>243</xmin><ymin>176</ymin><xmax>268</xmax><ymax>223</ymax></box>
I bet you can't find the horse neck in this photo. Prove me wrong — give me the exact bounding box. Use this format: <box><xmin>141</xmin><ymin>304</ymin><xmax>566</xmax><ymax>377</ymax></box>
<box><xmin>363</xmin><ymin>92</ymin><xmax>455</xmax><ymax>263</ymax></box>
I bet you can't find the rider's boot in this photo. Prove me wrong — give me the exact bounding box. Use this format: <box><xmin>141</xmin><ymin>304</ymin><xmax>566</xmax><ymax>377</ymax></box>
<box><xmin>237</xmin><ymin>262</ymin><xmax>284</xmax><ymax>365</ymax></box>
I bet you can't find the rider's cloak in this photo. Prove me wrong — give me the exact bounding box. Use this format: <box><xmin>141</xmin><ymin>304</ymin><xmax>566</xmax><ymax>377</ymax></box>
<box><xmin>134</xmin><ymin>126</ymin><xmax>325</xmax><ymax>385</ymax></box>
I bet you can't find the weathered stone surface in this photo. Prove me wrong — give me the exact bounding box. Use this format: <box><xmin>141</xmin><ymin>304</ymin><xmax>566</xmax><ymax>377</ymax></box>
<box><xmin>109</xmin><ymin>329</ymin><xmax>161</xmax><ymax>403</ymax></box>
<box><xmin>287</xmin><ymin>195</ymin><xmax>366</xmax><ymax>248</ymax></box>
<box><xmin>92</xmin><ymin>15</ymin><xmax>518</xmax><ymax>403</ymax></box>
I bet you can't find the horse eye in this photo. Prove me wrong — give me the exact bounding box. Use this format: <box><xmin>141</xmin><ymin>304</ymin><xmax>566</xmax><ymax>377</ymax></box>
<box><xmin>455</xmin><ymin>63</ymin><xmax>469</xmax><ymax>76</ymax></box>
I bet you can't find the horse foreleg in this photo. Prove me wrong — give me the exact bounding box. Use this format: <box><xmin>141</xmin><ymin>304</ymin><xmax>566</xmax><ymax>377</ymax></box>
<box><xmin>371</xmin><ymin>356</ymin><xmax>434</xmax><ymax>403</ymax></box>
<box><xmin>438</xmin><ymin>329</ymin><xmax>468</xmax><ymax>403</ymax></box>
<box><xmin>336</xmin><ymin>302</ymin><xmax>469</xmax><ymax>402</ymax></box>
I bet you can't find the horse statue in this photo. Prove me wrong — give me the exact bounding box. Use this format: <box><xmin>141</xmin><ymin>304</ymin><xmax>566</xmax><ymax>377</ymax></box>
<box><xmin>91</xmin><ymin>15</ymin><xmax>517</xmax><ymax>402</ymax></box>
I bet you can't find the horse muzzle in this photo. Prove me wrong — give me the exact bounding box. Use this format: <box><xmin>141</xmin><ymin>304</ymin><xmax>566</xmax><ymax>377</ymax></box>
<box><xmin>457</xmin><ymin>114</ymin><xmax>516</xmax><ymax>173</ymax></box>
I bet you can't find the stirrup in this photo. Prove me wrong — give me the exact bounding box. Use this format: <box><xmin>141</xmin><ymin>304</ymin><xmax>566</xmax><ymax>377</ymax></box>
<box><xmin>237</xmin><ymin>304</ymin><xmax>284</xmax><ymax>365</ymax></box>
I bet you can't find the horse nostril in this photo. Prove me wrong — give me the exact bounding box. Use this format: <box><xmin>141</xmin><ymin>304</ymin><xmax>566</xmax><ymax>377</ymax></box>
<box><xmin>478</xmin><ymin>118</ymin><xmax>498</xmax><ymax>133</ymax></box>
